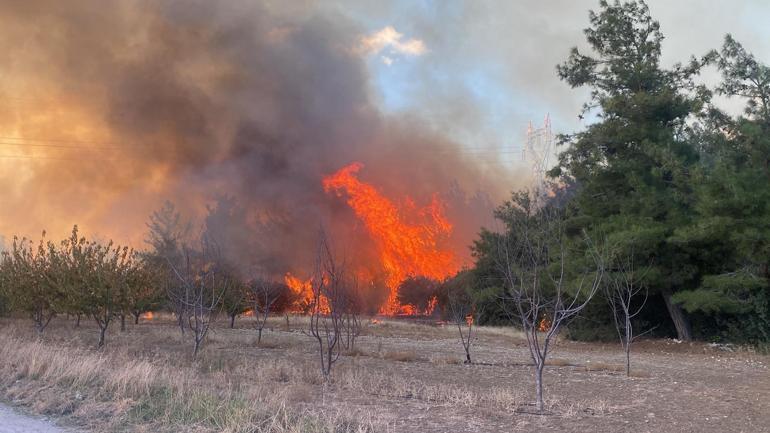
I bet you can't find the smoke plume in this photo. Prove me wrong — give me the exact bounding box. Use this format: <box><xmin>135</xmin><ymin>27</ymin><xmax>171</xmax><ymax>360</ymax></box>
<box><xmin>0</xmin><ymin>0</ymin><xmax>515</xmax><ymax>282</ymax></box>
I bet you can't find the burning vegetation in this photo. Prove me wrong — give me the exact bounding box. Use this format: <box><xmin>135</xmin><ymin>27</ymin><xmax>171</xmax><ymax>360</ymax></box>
<box><xmin>323</xmin><ymin>162</ymin><xmax>461</xmax><ymax>315</ymax></box>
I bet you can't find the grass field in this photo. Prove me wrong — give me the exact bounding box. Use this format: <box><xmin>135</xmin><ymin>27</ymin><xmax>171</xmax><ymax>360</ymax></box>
<box><xmin>0</xmin><ymin>315</ymin><xmax>767</xmax><ymax>432</ymax></box>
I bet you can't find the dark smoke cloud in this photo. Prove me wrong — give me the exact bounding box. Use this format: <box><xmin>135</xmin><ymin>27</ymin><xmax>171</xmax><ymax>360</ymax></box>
<box><xmin>0</xmin><ymin>0</ymin><xmax>511</xmax><ymax>277</ymax></box>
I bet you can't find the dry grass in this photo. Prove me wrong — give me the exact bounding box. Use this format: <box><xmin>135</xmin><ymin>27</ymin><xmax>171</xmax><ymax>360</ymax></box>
<box><xmin>2</xmin><ymin>314</ymin><xmax>751</xmax><ymax>432</ymax></box>
<box><xmin>381</xmin><ymin>350</ymin><xmax>421</xmax><ymax>363</ymax></box>
<box><xmin>583</xmin><ymin>361</ymin><xmax>626</xmax><ymax>373</ymax></box>
<box><xmin>0</xmin><ymin>320</ymin><xmax>380</xmax><ymax>432</ymax></box>
<box><xmin>545</xmin><ymin>358</ymin><xmax>576</xmax><ymax>367</ymax></box>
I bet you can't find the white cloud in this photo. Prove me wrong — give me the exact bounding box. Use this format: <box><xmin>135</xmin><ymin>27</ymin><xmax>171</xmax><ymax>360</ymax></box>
<box><xmin>359</xmin><ymin>26</ymin><xmax>427</xmax><ymax>59</ymax></box>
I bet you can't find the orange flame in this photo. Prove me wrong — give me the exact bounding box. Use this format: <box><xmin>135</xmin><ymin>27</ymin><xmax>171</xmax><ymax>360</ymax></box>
<box><xmin>284</xmin><ymin>272</ymin><xmax>330</xmax><ymax>314</ymax></box>
<box><xmin>140</xmin><ymin>311</ymin><xmax>154</xmax><ymax>320</ymax></box>
<box><xmin>323</xmin><ymin>162</ymin><xmax>459</xmax><ymax>314</ymax></box>
<box><xmin>538</xmin><ymin>316</ymin><xmax>552</xmax><ymax>332</ymax></box>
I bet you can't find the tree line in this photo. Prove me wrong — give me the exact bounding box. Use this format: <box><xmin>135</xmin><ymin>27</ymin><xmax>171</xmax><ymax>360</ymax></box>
<box><xmin>463</xmin><ymin>0</ymin><xmax>770</xmax><ymax>346</ymax></box>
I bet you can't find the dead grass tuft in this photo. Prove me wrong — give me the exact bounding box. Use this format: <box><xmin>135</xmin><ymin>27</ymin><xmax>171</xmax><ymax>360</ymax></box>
<box><xmin>381</xmin><ymin>350</ymin><xmax>421</xmax><ymax>363</ymax></box>
<box><xmin>545</xmin><ymin>358</ymin><xmax>576</xmax><ymax>367</ymax></box>
<box><xmin>584</xmin><ymin>361</ymin><xmax>625</xmax><ymax>372</ymax></box>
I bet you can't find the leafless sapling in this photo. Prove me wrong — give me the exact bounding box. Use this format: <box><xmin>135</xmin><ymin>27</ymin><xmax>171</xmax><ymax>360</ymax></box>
<box><xmin>605</xmin><ymin>246</ymin><xmax>650</xmax><ymax>376</ymax></box>
<box><xmin>445</xmin><ymin>272</ymin><xmax>478</xmax><ymax>364</ymax></box>
<box><xmin>308</xmin><ymin>230</ymin><xmax>347</xmax><ymax>381</ymax></box>
<box><xmin>167</xmin><ymin>239</ymin><xmax>230</xmax><ymax>359</ymax></box>
<box><xmin>249</xmin><ymin>277</ymin><xmax>284</xmax><ymax>344</ymax></box>
<box><xmin>496</xmin><ymin>191</ymin><xmax>605</xmax><ymax>413</ymax></box>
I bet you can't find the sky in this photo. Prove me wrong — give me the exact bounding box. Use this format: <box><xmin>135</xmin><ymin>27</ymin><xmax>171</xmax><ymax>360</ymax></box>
<box><xmin>326</xmin><ymin>0</ymin><xmax>770</xmax><ymax>159</ymax></box>
<box><xmin>1</xmin><ymin>0</ymin><xmax>770</xmax><ymax>250</ymax></box>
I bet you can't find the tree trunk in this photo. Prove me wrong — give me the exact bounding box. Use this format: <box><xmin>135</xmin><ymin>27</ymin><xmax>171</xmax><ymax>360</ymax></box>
<box><xmin>662</xmin><ymin>289</ymin><xmax>692</xmax><ymax>341</ymax></box>
<box><xmin>177</xmin><ymin>312</ymin><xmax>186</xmax><ymax>335</ymax></box>
<box><xmin>98</xmin><ymin>326</ymin><xmax>107</xmax><ymax>348</ymax></box>
<box><xmin>535</xmin><ymin>361</ymin><xmax>544</xmax><ymax>413</ymax></box>
<box><xmin>625</xmin><ymin>316</ymin><xmax>632</xmax><ymax>377</ymax></box>
<box><xmin>625</xmin><ymin>341</ymin><xmax>631</xmax><ymax>377</ymax></box>
<box><xmin>120</xmin><ymin>314</ymin><xmax>126</xmax><ymax>332</ymax></box>
<box><xmin>76</xmin><ymin>314</ymin><xmax>81</xmax><ymax>327</ymax></box>
<box><xmin>229</xmin><ymin>313</ymin><xmax>236</xmax><ymax>329</ymax></box>
<box><xmin>257</xmin><ymin>327</ymin><xmax>263</xmax><ymax>344</ymax></box>
<box><xmin>133</xmin><ymin>312</ymin><xmax>140</xmax><ymax>325</ymax></box>
<box><xmin>193</xmin><ymin>338</ymin><xmax>201</xmax><ymax>359</ymax></box>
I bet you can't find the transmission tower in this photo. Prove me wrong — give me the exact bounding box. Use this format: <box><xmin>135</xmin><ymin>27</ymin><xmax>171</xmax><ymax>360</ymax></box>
<box><xmin>523</xmin><ymin>114</ymin><xmax>553</xmax><ymax>195</ymax></box>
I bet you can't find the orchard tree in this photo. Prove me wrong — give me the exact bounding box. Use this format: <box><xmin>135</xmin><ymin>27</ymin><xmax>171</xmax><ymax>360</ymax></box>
<box><xmin>0</xmin><ymin>233</ymin><xmax>62</xmax><ymax>335</ymax></box>
<box><xmin>491</xmin><ymin>191</ymin><xmax>605</xmax><ymax>413</ymax></box>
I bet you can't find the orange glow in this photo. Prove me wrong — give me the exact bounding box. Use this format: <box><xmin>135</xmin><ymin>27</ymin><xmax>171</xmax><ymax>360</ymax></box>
<box><xmin>424</xmin><ymin>295</ymin><xmax>438</xmax><ymax>316</ymax></box>
<box><xmin>323</xmin><ymin>162</ymin><xmax>459</xmax><ymax>314</ymax></box>
<box><xmin>140</xmin><ymin>311</ymin><xmax>154</xmax><ymax>320</ymax></box>
<box><xmin>243</xmin><ymin>309</ymin><xmax>254</xmax><ymax>317</ymax></box>
<box><xmin>284</xmin><ymin>272</ymin><xmax>329</xmax><ymax>314</ymax></box>
<box><xmin>538</xmin><ymin>316</ymin><xmax>552</xmax><ymax>332</ymax></box>
<box><xmin>465</xmin><ymin>314</ymin><xmax>474</xmax><ymax>327</ymax></box>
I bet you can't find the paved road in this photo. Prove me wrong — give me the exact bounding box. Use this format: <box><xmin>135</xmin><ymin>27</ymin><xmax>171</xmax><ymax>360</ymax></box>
<box><xmin>0</xmin><ymin>404</ymin><xmax>70</xmax><ymax>433</ymax></box>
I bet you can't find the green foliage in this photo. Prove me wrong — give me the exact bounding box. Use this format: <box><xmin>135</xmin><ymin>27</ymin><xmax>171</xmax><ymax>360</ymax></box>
<box><xmin>467</xmin><ymin>2</ymin><xmax>770</xmax><ymax>345</ymax></box>
<box><xmin>0</xmin><ymin>233</ymin><xmax>64</xmax><ymax>333</ymax></box>
<box><xmin>0</xmin><ymin>226</ymin><xmax>162</xmax><ymax>342</ymax></box>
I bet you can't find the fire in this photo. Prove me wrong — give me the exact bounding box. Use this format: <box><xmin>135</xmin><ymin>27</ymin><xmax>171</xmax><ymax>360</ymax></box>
<box><xmin>243</xmin><ymin>309</ymin><xmax>254</xmax><ymax>317</ymax></box>
<box><xmin>284</xmin><ymin>272</ymin><xmax>330</xmax><ymax>314</ymax></box>
<box><xmin>140</xmin><ymin>311</ymin><xmax>154</xmax><ymax>320</ymax></box>
<box><xmin>284</xmin><ymin>273</ymin><xmax>314</xmax><ymax>313</ymax></box>
<box><xmin>322</xmin><ymin>162</ymin><xmax>459</xmax><ymax>314</ymax></box>
<box><xmin>538</xmin><ymin>316</ymin><xmax>552</xmax><ymax>332</ymax></box>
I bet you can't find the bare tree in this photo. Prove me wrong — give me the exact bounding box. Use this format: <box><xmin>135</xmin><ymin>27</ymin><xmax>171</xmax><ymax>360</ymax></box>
<box><xmin>309</xmin><ymin>230</ymin><xmax>347</xmax><ymax>381</ymax></box>
<box><xmin>167</xmin><ymin>239</ymin><xmax>230</xmax><ymax>359</ymax></box>
<box><xmin>249</xmin><ymin>277</ymin><xmax>285</xmax><ymax>344</ymax></box>
<box><xmin>444</xmin><ymin>272</ymin><xmax>477</xmax><ymax>364</ymax></box>
<box><xmin>145</xmin><ymin>201</ymin><xmax>189</xmax><ymax>336</ymax></box>
<box><xmin>495</xmin><ymin>191</ymin><xmax>605</xmax><ymax>413</ymax></box>
<box><xmin>605</xmin><ymin>246</ymin><xmax>649</xmax><ymax>377</ymax></box>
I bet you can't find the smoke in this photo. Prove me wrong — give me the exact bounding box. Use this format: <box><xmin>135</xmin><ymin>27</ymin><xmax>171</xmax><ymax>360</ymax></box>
<box><xmin>0</xmin><ymin>0</ymin><xmax>513</xmax><ymax>279</ymax></box>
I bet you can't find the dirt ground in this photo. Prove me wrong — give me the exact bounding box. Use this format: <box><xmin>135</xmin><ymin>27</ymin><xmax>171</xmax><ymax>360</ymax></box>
<box><xmin>1</xmin><ymin>316</ymin><xmax>768</xmax><ymax>432</ymax></box>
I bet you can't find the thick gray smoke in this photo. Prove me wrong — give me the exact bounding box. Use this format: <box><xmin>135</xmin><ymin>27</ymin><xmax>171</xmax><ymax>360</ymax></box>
<box><xmin>0</xmin><ymin>0</ymin><xmax>513</xmax><ymax>280</ymax></box>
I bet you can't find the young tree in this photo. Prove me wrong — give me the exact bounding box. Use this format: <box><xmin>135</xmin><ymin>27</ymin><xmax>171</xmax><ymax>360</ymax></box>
<box><xmin>604</xmin><ymin>244</ymin><xmax>649</xmax><ymax>376</ymax></box>
<box><xmin>309</xmin><ymin>230</ymin><xmax>348</xmax><ymax>381</ymax></box>
<box><xmin>167</xmin><ymin>239</ymin><xmax>230</xmax><ymax>359</ymax></box>
<box><xmin>0</xmin><ymin>234</ymin><xmax>62</xmax><ymax>336</ymax></box>
<box><xmin>126</xmin><ymin>260</ymin><xmax>164</xmax><ymax>325</ymax></box>
<box><xmin>495</xmin><ymin>192</ymin><xmax>605</xmax><ymax>413</ymax></box>
<box><xmin>145</xmin><ymin>201</ymin><xmax>189</xmax><ymax>335</ymax></box>
<box><xmin>248</xmin><ymin>277</ymin><xmax>286</xmax><ymax>344</ymax></box>
<box><xmin>443</xmin><ymin>271</ymin><xmax>478</xmax><ymax>364</ymax></box>
<box><xmin>60</xmin><ymin>226</ymin><xmax>139</xmax><ymax>348</ymax></box>
<box><xmin>221</xmin><ymin>273</ymin><xmax>248</xmax><ymax>329</ymax></box>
